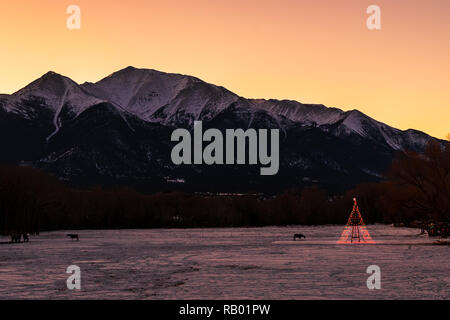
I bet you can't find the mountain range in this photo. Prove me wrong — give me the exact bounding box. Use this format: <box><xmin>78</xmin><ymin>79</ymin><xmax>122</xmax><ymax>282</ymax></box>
<box><xmin>0</xmin><ymin>66</ymin><xmax>439</xmax><ymax>193</ymax></box>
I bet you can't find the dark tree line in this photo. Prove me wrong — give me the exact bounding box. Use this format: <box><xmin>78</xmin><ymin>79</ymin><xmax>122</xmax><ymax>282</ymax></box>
<box><xmin>0</xmin><ymin>141</ymin><xmax>449</xmax><ymax>235</ymax></box>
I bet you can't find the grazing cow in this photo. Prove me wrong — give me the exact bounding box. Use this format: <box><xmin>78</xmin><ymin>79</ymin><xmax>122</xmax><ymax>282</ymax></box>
<box><xmin>67</xmin><ymin>234</ymin><xmax>79</xmax><ymax>241</ymax></box>
<box><xmin>23</xmin><ymin>233</ymin><xmax>29</xmax><ymax>242</ymax></box>
<box><xmin>293</xmin><ymin>233</ymin><xmax>306</xmax><ymax>240</ymax></box>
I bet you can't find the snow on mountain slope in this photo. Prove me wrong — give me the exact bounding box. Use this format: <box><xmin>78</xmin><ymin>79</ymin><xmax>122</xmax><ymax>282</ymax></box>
<box><xmin>340</xmin><ymin>110</ymin><xmax>368</xmax><ymax>136</ymax></box>
<box><xmin>82</xmin><ymin>66</ymin><xmax>239</xmax><ymax>125</ymax></box>
<box><xmin>254</xmin><ymin>99</ymin><xmax>433</xmax><ymax>151</ymax></box>
<box><xmin>251</xmin><ymin>99</ymin><xmax>345</xmax><ymax>126</ymax></box>
<box><xmin>7</xmin><ymin>72</ymin><xmax>105</xmax><ymax>140</ymax></box>
<box><xmin>149</xmin><ymin>79</ymin><xmax>239</xmax><ymax>126</ymax></box>
<box><xmin>11</xmin><ymin>72</ymin><xmax>103</xmax><ymax>115</ymax></box>
<box><xmin>81</xmin><ymin>67</ymin><xmax>188</xmax><ymax>119</ymax></box>
<box><xmin>323</xmin><ymin>109</ymin><xmax>433</xmax><ymax>151</ymax></box>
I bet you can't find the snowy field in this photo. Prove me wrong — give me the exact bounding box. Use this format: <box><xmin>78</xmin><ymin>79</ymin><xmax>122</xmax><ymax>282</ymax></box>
<box><xmin>0</xmin><ymin>225</ymin><xmax>448</xmax><ymax>299</ymax></box>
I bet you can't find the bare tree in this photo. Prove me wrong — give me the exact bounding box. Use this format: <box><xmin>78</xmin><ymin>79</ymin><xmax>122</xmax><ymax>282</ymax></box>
<box><xmin>389</xmin><ymin>141</ymin><xmax>450</xmax><ymax>221</ymax></box>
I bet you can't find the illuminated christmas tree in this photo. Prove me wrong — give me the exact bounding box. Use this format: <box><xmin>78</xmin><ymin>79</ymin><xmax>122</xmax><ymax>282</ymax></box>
<box><xmin>337</xmin><ymin>198</ymin><xmax>375</xmax><ymax>244</ymax></box>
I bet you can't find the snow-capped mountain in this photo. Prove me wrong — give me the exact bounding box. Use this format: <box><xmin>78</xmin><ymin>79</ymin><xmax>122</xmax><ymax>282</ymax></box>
<box><xmin>1</xmin><ymin>71</ymin><xmax>105</xmax><ymax>142</ymax></box>
<box><xmin>251</xmin><ymin>100</ymin><xmax>431</xmax><ymax>152</ymax></box>
<box><xmin>81</xmin><ymin>66</ymin><xmax>239</xmax><ymax>126</ymax></box>
<box><xmin>0</xmin><ymin>67</ymin><xmax>441</xmax><ymax>193</ymax></box>
<box><xmin>6</xmin><ymin>71</ymin><xmax>103</xmax><ymax>117</ymax></box>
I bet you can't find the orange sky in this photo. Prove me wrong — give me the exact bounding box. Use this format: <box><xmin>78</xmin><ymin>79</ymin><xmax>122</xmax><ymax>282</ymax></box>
<box><xmin>0</xmin><ymin>0</ymin><xmax>449</xmax><ymax>139</ymax></box>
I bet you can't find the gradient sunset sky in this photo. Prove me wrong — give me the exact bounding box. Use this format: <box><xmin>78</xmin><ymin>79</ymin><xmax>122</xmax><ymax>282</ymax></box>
<box><xmin>0</xmin><ymin>0</ymin><xmax>449</xmax><ymax>139</ymax></box>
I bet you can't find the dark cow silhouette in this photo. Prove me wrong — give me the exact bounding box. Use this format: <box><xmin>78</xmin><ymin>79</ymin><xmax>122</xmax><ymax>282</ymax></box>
<box><xmin>10</xmin><ymin>234</ymin><xmax>21</xmax><ymax>243</ymax></box>
<box><xmin>67</xmin><ymin>234</ymin><xmax>79</xmax><ymax>241</ymax></box>
<box><xmin>22</xmin><ymin>233</ymin><xmax>29</xmax><ymax>242</ymax></box>
<box><xmin>293</xmin><ymin>233</ymin><xmax>306</xmax><ymax>240</ymax></box>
